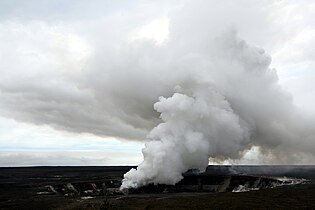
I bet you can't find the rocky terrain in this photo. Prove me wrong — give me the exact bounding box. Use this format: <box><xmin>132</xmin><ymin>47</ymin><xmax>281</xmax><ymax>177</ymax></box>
<box><xmin>0</xmin><ymin>166</ymin><xmax>314</xmax><ymax>209</ymax></box>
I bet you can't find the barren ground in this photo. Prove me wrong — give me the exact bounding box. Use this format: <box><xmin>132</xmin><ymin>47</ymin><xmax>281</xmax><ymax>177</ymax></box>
<box><xmin>1</xmin><ymin>166</ymin><xmax>314</xmax><ymax>210</ymax></box>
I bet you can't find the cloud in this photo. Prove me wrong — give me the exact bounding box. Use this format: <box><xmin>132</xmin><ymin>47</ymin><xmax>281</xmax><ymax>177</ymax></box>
<box><xmin>0</xmin><ymin>150</ymin><xmax>141</xmax><ymax>166</ymax></box>
<box><xmin>0</xmin><ymin>0</ymin><xmax>314</xmax><ymax>170</ymax></box>
<box><xmin>0</xmin><ymin>20</ymin><xmax>158</xmax><ymax>140</ymax></box>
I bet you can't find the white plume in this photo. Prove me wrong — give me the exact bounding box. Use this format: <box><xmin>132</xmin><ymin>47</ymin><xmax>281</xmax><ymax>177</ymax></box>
<box><xmin>121</xmin><ymin>32</ymin><xmax>315</xmax><ymax>189</ymax></box>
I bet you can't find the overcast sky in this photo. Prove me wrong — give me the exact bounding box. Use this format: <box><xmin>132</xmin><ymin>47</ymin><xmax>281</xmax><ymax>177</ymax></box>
<box><xmin>0</xmin><ymin>0</ymin><xmax>314</xmax><ymax>166</ymax></box>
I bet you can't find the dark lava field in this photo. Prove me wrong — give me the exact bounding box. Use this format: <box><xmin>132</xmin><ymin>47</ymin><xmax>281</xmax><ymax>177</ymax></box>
<box><xmin>0</xmin><ymin>165</ymin><xmax>315</xmax><ymax>210</ymax></box>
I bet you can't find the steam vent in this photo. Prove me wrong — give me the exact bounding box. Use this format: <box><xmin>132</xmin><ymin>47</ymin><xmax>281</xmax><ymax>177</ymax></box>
<box><xmin>28</xmin><ymin>171</ymin><xmax>303</xmax><ymax>197</ymax></box>
<box><xmin>128</xmin><ymin>170</ymin><xmax>301</xmax><ymax>194</ymax></box>
<box><xmin>20</xmin><ymin>166</ymin><xmax>306</xmax><ymax>197</ymax></box>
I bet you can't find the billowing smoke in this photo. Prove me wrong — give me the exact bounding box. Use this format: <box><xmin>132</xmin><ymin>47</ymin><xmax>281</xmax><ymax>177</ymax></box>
<box><xmin>0</xmin><ymin>0</ymin><xmax>314</xmax><ymax>180</ymax></box>
<box><xmin>120</xmin><ymin>31</ymin><xmax>315</xmax><ymax>189</ymax></box>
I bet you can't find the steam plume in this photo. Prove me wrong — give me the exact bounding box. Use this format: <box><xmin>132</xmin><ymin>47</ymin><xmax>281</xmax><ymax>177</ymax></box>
<box><xmin>0</xmin><ymin>0</ymin><xmax>314</xmax><ymax>175</ymax></box>
<box><xmin>121</xmin><ymin>32</ymin><xmax>315</xmax><ymax>189</ymax></box>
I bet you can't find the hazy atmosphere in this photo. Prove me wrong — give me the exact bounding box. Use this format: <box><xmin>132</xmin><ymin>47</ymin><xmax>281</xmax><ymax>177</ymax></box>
<box><xmin>1</xmin><ymin>0</ymin><xmax>315</xmax><ymax>168</ymax></box>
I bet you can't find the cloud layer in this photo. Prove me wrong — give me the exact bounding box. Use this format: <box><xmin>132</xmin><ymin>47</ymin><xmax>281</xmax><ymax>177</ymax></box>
<box><xmin>0</xmin><ymin>0</ymin><xmax>315</xmax><ymax>169</ymax></box>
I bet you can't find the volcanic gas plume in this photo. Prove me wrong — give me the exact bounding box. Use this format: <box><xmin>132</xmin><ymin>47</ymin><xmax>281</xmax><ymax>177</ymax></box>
<box><xmin>120</xmin><ymin>32</ymin><xmax>315</xmax><ymax>190</ymax></box>
<box><xmin>0</xmin><ymin>0</ymin><xmax>314</xmax><ymax>187</ymax></box>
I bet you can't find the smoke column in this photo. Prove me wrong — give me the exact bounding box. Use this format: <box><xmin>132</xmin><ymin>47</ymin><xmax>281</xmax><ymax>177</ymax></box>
<box><xmin>0</xmin><ymin>0</ymin><xmax>314</xmax><ymax>182</ymax></box>
<box><xmin>120</xmin><ymin>31</ymin><xmax>315</xmax><ymax>190</ymax></box>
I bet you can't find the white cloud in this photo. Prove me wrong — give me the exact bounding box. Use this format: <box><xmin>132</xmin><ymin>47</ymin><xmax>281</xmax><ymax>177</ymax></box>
<box><xmin>129</xmin><ymin>17</ymin><xmax>170</xmax><ymax>45</ymax></box>
<box><xmin>0</xmin><ymin>150</ymin><xmax>142</xmax><ymax>166</ymax></box>
<box><xmin>0</xmin><ymin>0</ymin><xmax>315</xmax><ymax>166</ymax></box>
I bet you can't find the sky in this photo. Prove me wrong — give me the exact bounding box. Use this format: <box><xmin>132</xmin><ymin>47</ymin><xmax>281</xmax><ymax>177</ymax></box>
<box><xmin>0</xmin><ymin>0</ymin><xmax>315</xmax><ymax>166</ymax></box>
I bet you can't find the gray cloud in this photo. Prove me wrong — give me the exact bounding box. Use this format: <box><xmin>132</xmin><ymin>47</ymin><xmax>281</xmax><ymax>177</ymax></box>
<box><xmin>0</xmin><ymin>151</ymin><xmax>140</xmax><ymax>166</ymax></box>
<box><xmin>0</xmin><ymin>0</ymin><xmax>314</xmax><ymax>168</ymax></box>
